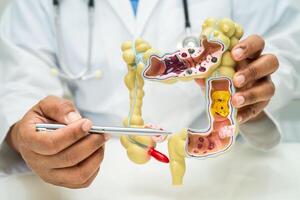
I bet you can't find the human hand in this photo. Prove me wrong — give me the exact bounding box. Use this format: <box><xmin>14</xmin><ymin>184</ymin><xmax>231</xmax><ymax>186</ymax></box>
<box><xmin>6</xmin><ymin>96</ymin><xmax>110</xmax><ymax>188</ymax></box>
<box><xmin>231</xmin><ymin>35</ymin><xmax>279</xmax><ymax>124</ymax></box>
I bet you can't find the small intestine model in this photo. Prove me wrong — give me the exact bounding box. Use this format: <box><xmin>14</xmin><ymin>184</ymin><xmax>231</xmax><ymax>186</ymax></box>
<box><xmin>120</xmin><ymin>18</ymin><xmax>244</xmax><ymax>185</ymax></box>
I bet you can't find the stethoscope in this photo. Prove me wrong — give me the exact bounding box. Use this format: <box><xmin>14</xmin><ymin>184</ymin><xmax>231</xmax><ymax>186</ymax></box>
<box><xmin>52</xmin><ymin>0</ymin><xmax>101</xmax><ymax>80</ymax></box>
<box><xmin>52</xmin><ymin>0</ymin><xmax>198</xmax><ymax>81</ymax></box>
<box><xmin>179</xmin><ymin>0</ymin><xmax>199</xmax><ymax>49</ymax></box>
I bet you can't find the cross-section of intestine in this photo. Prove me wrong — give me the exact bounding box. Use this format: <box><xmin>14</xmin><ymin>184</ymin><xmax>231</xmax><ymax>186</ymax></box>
<box><xmin>120</xmin><ymin>18</ymin><xmax>244</xmax><ymax>186</ymax></box>
<box><xmin>186</xmin><ymin>78</ymin><xmax>237</xmax><ymax>158</ymax></box>
<box><xmin>143</xmin><ymin>38</ymin><xmax>225</xmax><ymax>82</ymax></box>
<box><xmin>166</xmin><ymin>18</ymin><xmax>243</xmax><ymax>185</ymax></box>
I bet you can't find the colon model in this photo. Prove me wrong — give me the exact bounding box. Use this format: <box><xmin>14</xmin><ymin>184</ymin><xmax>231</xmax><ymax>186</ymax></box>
<box><xmin>120</xmin><ymin>39</ymin><xmax>164</xmax><ymax>164</ymax></box>
<box><xmin>121</xmin><ymin>18</ymin><xmax>244</xmax><ymax>185</ymax></box>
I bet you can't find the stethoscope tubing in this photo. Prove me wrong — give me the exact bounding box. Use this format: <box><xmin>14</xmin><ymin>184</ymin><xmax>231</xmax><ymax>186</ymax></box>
<box><xmin>52</xmin><ymin>0</ymin><xmax>196</xmax><ymax>80</ymax></box>
<box><xmin>53</xmin><ymin>0</ymin><xmax>95</xmax><ymax>80</ymax></box>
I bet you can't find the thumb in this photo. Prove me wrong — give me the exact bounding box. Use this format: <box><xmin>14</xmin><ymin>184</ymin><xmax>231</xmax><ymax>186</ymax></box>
<box><xmin>195</xmin><ymin>78</ymin><xmax>206</xmax><ymax>91</ymax></box>
<box><xmin>36</xmin><ymin>96</ymin><xmax>81</xmax><ymax>124</ymax></box>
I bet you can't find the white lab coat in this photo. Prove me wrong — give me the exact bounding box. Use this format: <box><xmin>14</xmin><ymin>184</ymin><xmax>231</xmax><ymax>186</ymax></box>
<box><xmin>0</xmin><ymin>0</ymin><xmax>299</xmax><ymax>176</ymax></box>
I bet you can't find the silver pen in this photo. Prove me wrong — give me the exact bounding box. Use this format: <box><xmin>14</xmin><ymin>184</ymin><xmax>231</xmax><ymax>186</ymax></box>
<box><xmin>36</xmin><ymin>124</ymin><xmax>172</xmax><ymax>136</ymax></box>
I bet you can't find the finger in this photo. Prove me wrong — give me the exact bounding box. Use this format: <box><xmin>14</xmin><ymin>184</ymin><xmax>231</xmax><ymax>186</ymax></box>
<box><xmin>26</xmin><ymin>119</ymin><xmax>93</xmax><ymax>155</ymax></box>
<box><xmin>42</xmin><ymin>134</ymin><xmax>107</xmax><ymax>168</ymax></box>
<box><xmin>235</xmin><ymin>59</ymin><xmax>249</xmax><ymax>72</ymax></box>
<box><xmin>194</xmin><ymin>78</ymin><xmax>206</xmax><ymax>88</ymax></box>
<box><xmin>232</xmin><ymin>79</ymin><xmax>275</xmax><ymax>108</ymax></box>
<box><xmin>237</xmin><ymin>101</ymin><xmax>269</xmax><ymax>124</ymax></box>
<box><xmin>35</xmin><ymin>96</ymin><xmax>81</xmax><ymax>124</ymax></box>
<box><xmin>49</xmin><ymin>167</ymin><xmax>100</xmax><ymax>189</ymax></box>
<box><xmin>49</xmin><ymin>148</ymin><xmax>104</xmax><ymax>186</ymax></box>
<box><xmin>66</xmin><ymin>168</ymin><xmax>100</xmax><ymax>189</ymax></box>
<box><xmin>233</xmin><ymin>54</ymin><xmax>279</xmax><ymax>88</ymax></box>
<box><xmin>232</xmin><ymin>35</ymin><xmax>265</xmax><ymax>61</ymax></box>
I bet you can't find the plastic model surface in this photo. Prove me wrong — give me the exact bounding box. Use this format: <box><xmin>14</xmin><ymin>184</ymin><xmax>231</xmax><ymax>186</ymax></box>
<box><xmin>120</xmin><ymin>18</ymin><xmax>243</xmax><ymax>185</ymax></box>
<box><xmin>143</xmin><ymin>37</ymin><xmax>225</xmax><ymax>83</ymax></box>
<box><xmin>121</xmin><ymin>39</ymin><xmax>169</xmax><ymax>164</ymax></box>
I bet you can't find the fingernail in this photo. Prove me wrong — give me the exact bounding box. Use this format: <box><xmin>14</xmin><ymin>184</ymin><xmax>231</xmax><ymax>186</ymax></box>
<box><xmin>236</xmin><ymin>96</ymin><xmax>245</xmax><ymax>106</ymax></box>
<box><xmin>235</xmin><ymin>75</ymin><xmax>245</xmax><ymax>86</ymax></box>
<box><xmin>232</xmin><ymin>47</ymin><xmax>244</xmax><ymax>59</ymax></box>
<box><xmin>82</xmin><ymin>120</ymin><xmax>92</xmax><ymax>132</ymax></box>
<box><xmin>104</xmin><ymin>134</ymin><xmax>112</xmax><ymax>141</ymax></box>
<box><xmin>66</xmin><ymin>112</ymin><xmax>81</xmax><ymax>123</ymax></box>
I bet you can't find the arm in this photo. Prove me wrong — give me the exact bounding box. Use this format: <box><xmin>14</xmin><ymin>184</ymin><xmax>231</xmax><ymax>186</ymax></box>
<box><xmin>0</xmin><ymin>0</ymin><xmax>109</xmax><ymax>188</ymax></box>
<box><xmin>0</xmin><ymin>0</ymin><xmax>65</xmax><ymax>176</ymax></box>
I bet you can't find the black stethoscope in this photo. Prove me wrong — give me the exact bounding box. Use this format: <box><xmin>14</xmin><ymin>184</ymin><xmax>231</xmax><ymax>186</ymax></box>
<box><xmin>51</xmin><ymin>0</ymin><xmax>197</xmax><ymax>80</ymax></box>
<box><xmin>180</xmin><ymin>0</ymin><xmax>200</xmax><ymax>48</ymax></box>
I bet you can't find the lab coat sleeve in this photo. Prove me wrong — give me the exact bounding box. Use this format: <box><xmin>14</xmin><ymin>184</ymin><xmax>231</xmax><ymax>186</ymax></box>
<box><xmin>232</xmin><ymin>0</ymin><xmax>300</xmax><ymax>150</ymax></box>
<box><xmin>0</xmin><ymin>0</ymin><xmax>64</xmax><ymax>176</ymax></box>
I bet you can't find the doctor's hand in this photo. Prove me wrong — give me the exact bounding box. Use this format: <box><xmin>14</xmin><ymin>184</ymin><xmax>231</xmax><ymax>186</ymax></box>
<box><xmin>6</xmin><ymin>96</ymin><xmax>110</xmax><ymax>188</ymax></box>
<box><xmin>231</xmin><ymin>35</ymin><xmax>279</xmax><ymax>124</ymax></box>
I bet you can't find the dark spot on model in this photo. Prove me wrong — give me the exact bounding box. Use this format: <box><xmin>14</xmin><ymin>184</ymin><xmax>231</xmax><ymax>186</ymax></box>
<box><xmin>199</xmin><ymin>67</ymin><xmax>206</xmax><ymax>72</ymax></box>
<box><xmin>186</xmin><ymin>69</ymin><xmax>193</xmax><ymax>75</ymax></box>
<box><xmin>188</xmin><ymin>48</ymin><xmax>195</xmax><ymax>54</ymax></box>
<box><xmin>197</xmin><ymin>143</ymin><xmax>203</xmax><ymax>149</ymax></box>
<box><xmin>211</xmin><ymin>57</ymin><xmax>218</xmax><ymax>63</ymax></box>
<box><xmin>181</xmin><ymin>53</ymin><xmax>188</xmax><ymax>57</ymax></box>
<box><xmin>208</xmin><ymin>142</ymin><xmax>215</xmax><ymax>150</ymax></box>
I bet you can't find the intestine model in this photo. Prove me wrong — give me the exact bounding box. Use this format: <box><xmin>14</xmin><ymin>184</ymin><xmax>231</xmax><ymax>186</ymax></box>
<box><xmin>120</xmin><ymin>18</ymin><xmax>244</xmax><ymax>185</ymax></box>
<box><xmin>120</xmin><ymin>39</ymin><xmax>169</xmax><ymax>164</ymax></box>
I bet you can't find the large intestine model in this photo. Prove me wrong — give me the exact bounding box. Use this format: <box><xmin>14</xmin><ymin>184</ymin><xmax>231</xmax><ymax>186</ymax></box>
<box><xmin>120</xmin><ymin>18</ymin><xmax>244</xmax><ymax>185</ymax></box>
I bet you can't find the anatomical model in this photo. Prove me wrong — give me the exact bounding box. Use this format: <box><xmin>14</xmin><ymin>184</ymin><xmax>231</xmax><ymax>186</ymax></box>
<box><xmin>120</xmin><ymin>18</ymin><xmax>244</xmax><ymax>185</ymax></box>
<box><xmin>120</xmin><ymin>39</ymin><xmax>169</xmax><ymax>164</ymax></box>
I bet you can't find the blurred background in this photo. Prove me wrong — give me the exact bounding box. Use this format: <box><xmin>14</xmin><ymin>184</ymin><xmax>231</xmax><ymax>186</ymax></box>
<box><xmin>0</xmin><ymin>0</ymin><xmax>8</xmax><ymax>14</ymax></box>
<box><xmin>0</xmin><ymin>0</ymin><xmax>299</xmax><ymax>141</ymax></box>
